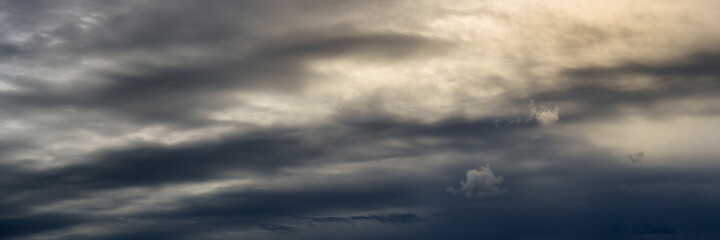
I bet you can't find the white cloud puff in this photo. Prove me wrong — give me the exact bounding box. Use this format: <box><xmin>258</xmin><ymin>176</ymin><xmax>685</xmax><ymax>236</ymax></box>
<box><xmin>529</xmin><ymin>100</ymin><xmax>559</xmax><ymax>126</ymax></box>
<box><xmin>447</xmin><ymin>164</ymin><xmax>507</xmax><ymax>198</ymax></box>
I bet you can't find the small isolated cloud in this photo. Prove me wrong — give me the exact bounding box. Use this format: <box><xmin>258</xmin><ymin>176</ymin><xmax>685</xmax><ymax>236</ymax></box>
<box><xmin>529</xmin><ymin>100</ymin><xmax>559</xmax><ymax>126</ymax></box>
<box><xmin>257</xmin><ymin>224</ymin><xmax>296</xmax><ymax>235</ymax></box>
<box><xmin>447</xmin><ymin>164</ymin><xmax>507</xmax><ymax>198</ymax></box>
<box><xmin>301</xmin><ymin>213</ymin><xmax>423</xmax><ymax>225</ymax></box>
<box><xmin>629</xmin><ymin>151</ymin><xmax>645</xmax><ymax>163</ymax></box>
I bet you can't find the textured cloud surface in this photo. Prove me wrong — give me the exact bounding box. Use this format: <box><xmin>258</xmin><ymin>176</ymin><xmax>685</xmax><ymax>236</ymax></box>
<box><xmin>2</xmin><ymin>0</ymin><xmax>720</xmax><ymax>239</ymax></box>
<box><xmin>447</xmin><ymin>164</ymin><xmax>506</xmax><ymax>198</ymax></box>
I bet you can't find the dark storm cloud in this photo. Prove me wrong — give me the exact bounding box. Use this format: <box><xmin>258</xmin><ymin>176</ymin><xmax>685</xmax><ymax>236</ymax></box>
<box><xmin>530</xmin><ymin>52</ymin><xmax>720</xmax><ymax>123</ymax></box>
<box><xmin>4</xmin><ymin>116</ymin><xmax>720</xmax><ymax>239</ymax></box>
<box><xmin>0</xmin><ymin>0</ymin><xmax>442</xmax><ymax>126</ymax></box>
<box><xmin>143</xmin><ymin>186</ymin><xmax>424</xmax><ymax>224</ymax></box>
<box><xmin>4</xmin><ymin>115</ymin><xmax>533</xmax><ymax>196</ymax></box>
<box><xmin>52</xmin><ymin>2</ymin><xmax>250</xmax><ymax>53</ymax></box>
<box><xmin>257</xmin><ymin>224</ymin><xmax>296</xmax><ymax>235</ymax></box>
<box><xmin>0</xmin><ymin>0</ymin><xmax>427</xmax><ymax>61</ymax></box>
<box><xmin>144</xmin><ymin>135</ymin><xmax>720</xmax><ymax>240</ymax></box>
<box><xmin>0</xmin><ymin>1</ymin><xmax>256</xmax><ymax>57</ymax></box>
<box><xmin>563</xmin><ymin>52</ymin><xmax>720</xmax><ymax>79</ymax></box>
<box><xmin>0</xmin><ymin>33</ymin><xmax>439</xmax><ymax>125</ymax></box>
<box><xmin>33</xmin><ymin>133</ymin><xmax>321</xmax><ymax>188</ymax></box>
<box><xmin>3</xmin><ymin>1</ymin><xmax>720</xmax><ymax>240</ymax></box>
<box><xmin>0</xmin><ymin>115</ymin><xmax>538</xmax><ymax>239</ymax></box>
<box><xmin>0</xmin><ymin>43</ymin><xmax>24</xmax><ymax>58</ymax></box>
<box><xmin>300</xmin><ymin>213</ymin><xmax>423</xmax><ymax>224</ymax></box>
<box><xmin>0</xmin><ymin>138</ymin><xmax>31</xmax><ymax>158</ymax></box>
<box><xmin>0</xmin><ymin>214</ymin><xmax>88</xmax><ymax>240</ymax></box>
<box><xmin>46</xmin><ymin>181</ymin><xmax>428</xmax><ymax>240</ymax></box>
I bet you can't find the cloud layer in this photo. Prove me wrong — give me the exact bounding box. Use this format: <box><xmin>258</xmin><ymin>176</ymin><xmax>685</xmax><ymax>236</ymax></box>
<box><xmin>2</xmin><ymin>0</ymin><xmax>720</xmax><ymax>239</ymax></box>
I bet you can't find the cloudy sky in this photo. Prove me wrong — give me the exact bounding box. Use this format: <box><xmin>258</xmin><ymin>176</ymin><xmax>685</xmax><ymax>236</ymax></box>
<box><xmin>2</xmin><ymin>0</ymin><xmax>720</xmax><ymax>239</ymax></box>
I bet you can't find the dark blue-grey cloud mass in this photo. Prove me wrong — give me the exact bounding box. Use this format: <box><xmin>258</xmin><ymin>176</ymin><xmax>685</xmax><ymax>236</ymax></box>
<box><xmin>2</xmin><ymin>0</ymin><xmax>720</xmax><ymax>239</ymax></box>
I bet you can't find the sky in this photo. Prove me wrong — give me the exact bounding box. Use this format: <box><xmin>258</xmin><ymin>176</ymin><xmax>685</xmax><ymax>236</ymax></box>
<box><xmin>2</xmin><ymin>0</ymin><xmax>720</xmax><ymax>239</ymax></box>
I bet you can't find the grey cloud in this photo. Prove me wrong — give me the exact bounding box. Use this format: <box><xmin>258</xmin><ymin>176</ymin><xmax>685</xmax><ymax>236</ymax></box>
<box><xmin>104</xmin><ymin>183</ymin><xmax>429</xmax><ymax>239</ymax></box>
<box><xmin>13</xmin><ymin>131</ymin><xmax>322</xmax><ymax>189</ymax></box>
<box><xmin>563</xmin><ymin>52</ymin><xmax>720</xmax><ymax>80</ymax></box>
<box><xmin>0</xmin><ymin>214</ymin><xmax>87</xmax><ymax>240</ymax></box>
<box><xmin>0</xmin><ymin>32</ymin><xmax>440</xmax><ymax>125</ymax></box>
<box><xmin>0</xmin><ymin>115</ymin><xmax>545</xmax><ymax>239</ymax></box>
<box><xmin>527</xmin><ymin>52</ymin><xmax>720</xmax><ymax>123</ymax></box>
<box><xmin>3</xmin><ymin>1</ymin><xmax>720</xmax><ymax>240</ymax></box>
<box><xmin>629</xmin><ymin>151</ymin><xmax>644</xmax><ymax>163</ymax></box>
<box><xmin>447</xmin><ymin>164</ymin><xmax>506</xmax><ymax>198</ymax></box>
<box><xmin>0</xmin><ymin>0</ymin><xmax>443</xmax><ymax>127</ymax></box>
<box><xmin>257</xmin><ymin>224</ymin><xmax>296</xmax><ymax>234</ymax></box>
<box><xmin>0</xmin><ymin>43</ymin><xmax>24</xmax><ymax>58</ymax></box>
<box><xmin>300</xmin><ymin>213</ymin><xmax>423</xmax><ymax>224</ymax></box>
<box><xmin>4</xmin><ymin>118</ymin><xmax>720</xmax><ymax>239</ymax></box>
<box><xmin>4</xmin><ymin>115</ymin><xmax>534</xmax><ymax>195</ymax></box>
